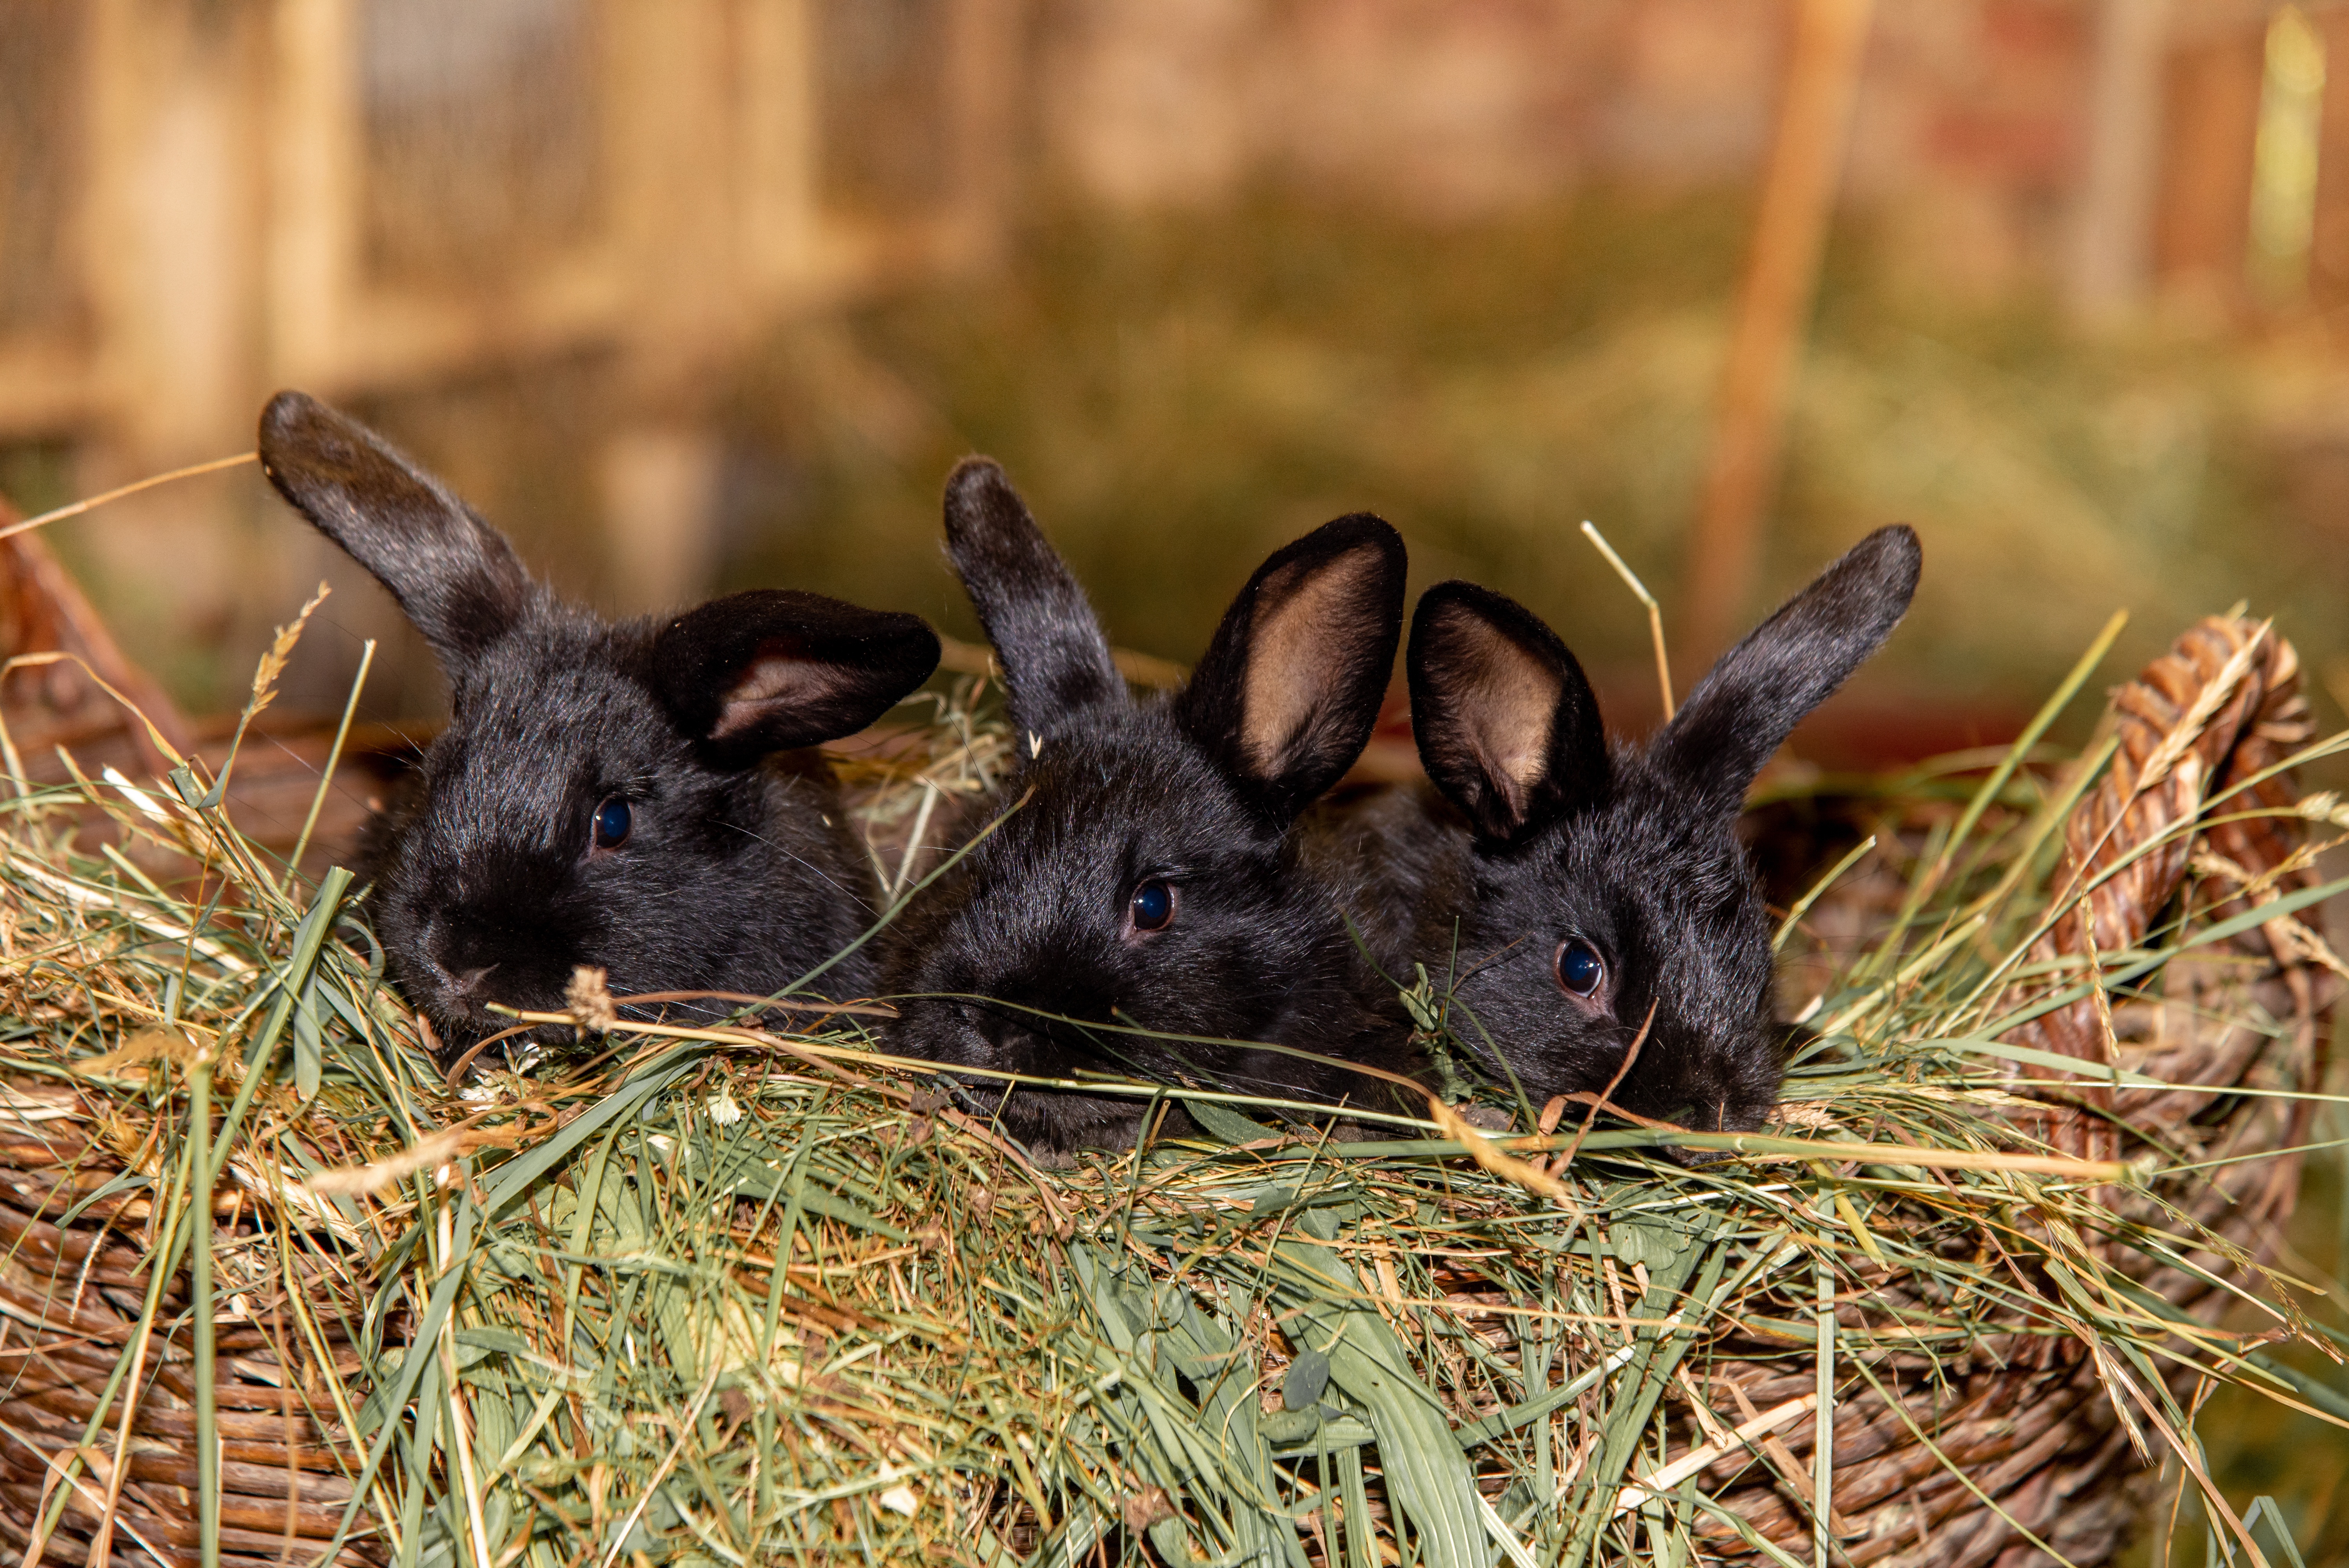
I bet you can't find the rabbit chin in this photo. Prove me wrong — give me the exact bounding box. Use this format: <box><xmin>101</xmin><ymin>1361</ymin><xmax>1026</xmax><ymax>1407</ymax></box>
<box><xmin>952</xmin><ymin>1081</ymin><xmax>1162</xmax><ymax>1165</ymax></box>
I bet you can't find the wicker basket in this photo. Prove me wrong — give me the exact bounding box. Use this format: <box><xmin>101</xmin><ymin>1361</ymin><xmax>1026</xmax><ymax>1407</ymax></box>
<box><xmin>0</xmin><ymin>1149</ymin><xmax>379</xmax><ymax>1568</ymax></box>
<box><xmin>1692</xmin><ymin>616</ymin><xmax>2332</xmax><ymax>1566</ymax></box>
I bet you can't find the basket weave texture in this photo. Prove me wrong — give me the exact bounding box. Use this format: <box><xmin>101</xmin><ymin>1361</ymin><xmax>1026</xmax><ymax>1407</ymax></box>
<box><xmin>0</xmin><ymin>1174</ymin><xmax>375</xmax><ymax>1568</ymax></box>
<box><xmin>1694</xmin><ymin>617</ymin><xmax>2331</xmax><ymax>1567</ymax></box>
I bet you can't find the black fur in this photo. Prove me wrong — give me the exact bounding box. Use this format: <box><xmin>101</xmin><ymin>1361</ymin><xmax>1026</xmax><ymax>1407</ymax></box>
<box><xmin>258</xmin><ymin>392</ymin><xmax>539</xmax><ymax>665</ymax></box>
<box><xmin>943</xmin><ymin>461</ymin><xmax>1124</xmax><ymax>736</ymax></box>
<box><xmin>1374</xmin><ymin>525</ymin><xmax>1921</xmax><ymax>1136</ymax></box>
<box><xmin>884</xmin><ymin>459</ymin><xmax>1410</xmax><ymax>1156</ymax></box>
<box><xmin>259</xmin><ymin>390</ymin><xmax>941</xmax><ymax>1059</ymax></box>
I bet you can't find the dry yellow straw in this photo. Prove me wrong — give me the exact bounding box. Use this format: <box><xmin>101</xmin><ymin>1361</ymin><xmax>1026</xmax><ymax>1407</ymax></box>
<box><xmin>483</xmin><ymin>1003</ymin><xmax>2132</xmax><ymax>1183</ymax></box>
<box><xmin>0</xmin><ymin>452</ymin><xmax>258</xmax><ymax>543</ymax></box>
<box><xmin>1581</xmin><ymin>520</ymin><xmax>1675</xmax><ymax>719</ymax></box>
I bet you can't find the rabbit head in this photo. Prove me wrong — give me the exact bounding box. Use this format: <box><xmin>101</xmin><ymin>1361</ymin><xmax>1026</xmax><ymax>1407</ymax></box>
<box><xmin>1404</xmin><ymin>526</ymin><xmax>1921</xmax><ymax>1135</ymax></box>
<box><xmin>885</xmin><ymin>460</ymin><xmax>1409</xmax><ymax>1155</ymax></box>
<box><xmin>257</xmin><ymin>390</ymin><xmax>940</xmax><ymax>1059</ymax></box>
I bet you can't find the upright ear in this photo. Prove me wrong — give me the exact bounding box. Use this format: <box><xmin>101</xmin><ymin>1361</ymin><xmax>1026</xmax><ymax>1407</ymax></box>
<box><xmin>257</xmin><ymin>390</ymin><xmax>535</xmax><ymax>667</ymax></box>
<box><xmin>1654</xmin><ymin>524</ymin><xmax>1921</xmax><ymax>817</ymax></box>
<box><xmin>1407</xmin><ymin>583</ymin><xmax>1607</xmax><ymax>844</ymax></box>
<box><xmin>652</xmin><ymin>590</ymin><xmax>941</xmax><ymax>764</ymax></box>
<box><xmin>1174</xmin><ymin>514</ymin><xmax>1406</xmax><ymax>821</ymax></box>
<box><xmin>942</xmin><ymin>459</ymin><xmax>1123</xmax><ymax>739</ymax></box>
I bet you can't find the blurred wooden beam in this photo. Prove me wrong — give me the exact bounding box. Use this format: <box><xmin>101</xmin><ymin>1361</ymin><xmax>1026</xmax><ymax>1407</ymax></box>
<box><xmin>1681</xmin><ymin>0</ymin><xmax>1873</xmax><ymax>666</ymax></box>
<box><xmin>2153</xmin><ymin>23</ymin><xmax>2265</xmax><ymax>317</ymax></box>
<box><xmin>2068</xmin><ymin>0</ymin><xmax>2172</xmax><ymax>321</ymax></box>
<box><xmin>2307</xmin><ymin>7</ymin><xmax>2349</xmax><ymax>309</ymax></box>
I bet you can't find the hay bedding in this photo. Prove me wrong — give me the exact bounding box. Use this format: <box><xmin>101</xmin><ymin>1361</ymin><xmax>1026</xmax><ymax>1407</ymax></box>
<box><xmin>0</xmin><ymin>588</ymin><xmax>2339</xmax><ymax>1568</ymax></box>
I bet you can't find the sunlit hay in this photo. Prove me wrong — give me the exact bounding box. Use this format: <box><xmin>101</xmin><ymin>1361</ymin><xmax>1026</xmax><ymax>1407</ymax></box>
<box><xmin>0</xmin><ymin>615</ymin><xmax>2340</xmax><ymax>1568</ymax></box>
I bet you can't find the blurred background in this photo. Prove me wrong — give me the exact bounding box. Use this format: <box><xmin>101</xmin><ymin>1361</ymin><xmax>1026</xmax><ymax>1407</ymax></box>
<box><xmin>3</xmin><ymin>0</ymin><xmax>2347</xmax><ymax>753</ymax></box>
<box><xmin>1</xmin><ymin>1</ymin><xmax>2347</xmax><ymax>1555</ymax></box>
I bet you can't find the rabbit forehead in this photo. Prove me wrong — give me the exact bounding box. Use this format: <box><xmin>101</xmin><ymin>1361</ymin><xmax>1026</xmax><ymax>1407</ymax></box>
<box><xmin>985</xmin><ymin>724</ymin><xmax>1272</xmax><ymax>886</ymax></box>
<box><xmin>428</xmin><ymin>636</ymin><xmax>686</xmax><ymax>846</ymax></box>
<box><xmin>1469</xmin><ymin>801</ymin><xmax>1768</xmax><ymax>1009</ymax></box>
<box><xmin>1029</xmin><ymin>704</ymin><xmax>1261</xmax><ymax>828</ymax></box>
<box><xmin>1556</xmin><ymin>801</ymin><xmax>1760</xmax><ymax>948</ymax></box>
<box><xmin>895</xmin><ymin>723</ymin><xmax>1323</xmax><ymax>1001</ymax></box>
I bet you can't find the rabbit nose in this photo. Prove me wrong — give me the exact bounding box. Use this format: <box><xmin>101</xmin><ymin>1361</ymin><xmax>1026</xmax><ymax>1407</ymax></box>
<box><xmin>444</xmin><ymin>963</ymin><xmax>499</xmax><ymax>1000</ymax></box>
<box><xmin>974</xmin><ymin>1009</ymin><xmax>1035</xmax><ymax>1054</ymax></box>
<box><xmin>423</xmin><ymin>916</ymin><xmax>512</xmax><ymax>994</ymax></box>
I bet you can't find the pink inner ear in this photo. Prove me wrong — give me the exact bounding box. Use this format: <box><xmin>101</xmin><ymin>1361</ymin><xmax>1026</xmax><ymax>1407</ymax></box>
<box><xmin>1239</xmin><ymin>546</ymin><xmax>1379</xmax><ymax>776</ymax></box>
<box><xmin>1446</xmin><ymin>616</ymin><xmax>1559</xmax><ymax>800</ymax></box>
<box><xmin>712</xmin><ymin>652</ymin><xmax>839</xmax><ymax>738</ymax></box>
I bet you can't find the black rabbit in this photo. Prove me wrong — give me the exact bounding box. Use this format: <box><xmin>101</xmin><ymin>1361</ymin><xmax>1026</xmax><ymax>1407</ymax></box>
<box><xmin>257</xmin><ymin>391</ymin><xmax>940</xmax><ymax>1061</ymax></box>
<box><xmin>883</xmin><ymin>460</ymin><xmax>1412</xmax><ymax>1156</ymax></box>
<box><xmin>1363</xmin><ymin>526</ymin><xmax>1921</xmax><ymax>1136</ymax></box>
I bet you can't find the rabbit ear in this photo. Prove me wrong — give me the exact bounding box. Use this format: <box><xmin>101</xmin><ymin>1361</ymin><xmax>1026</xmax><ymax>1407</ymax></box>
<box><xmin>1175</xmin><ymin>514</ymin><xmax>1406</xmax><ymax>821</ymax></box>
<box><xmin>1653</xmin><ymin>524</ymin><xmax>1921</xmax><ymax>817</ymax></box>
<box><xmin>257</xmin><ymin>390</ymin><xmax>535</xmax><ymax>667</ymax></box>
<box><xmin>652</xmin><ymin>590</ymin><xmax>941</xmax><ymax>763</ymax></box>
<box><xmin>943</xmin><ymin>458</ymin><xmax>1123</xmax><ymax>738</ymax></box>
<box><xmin>1407</xmin><ymin>582</ymin><xmax>1608</xmax><ymax>842</ymax></box>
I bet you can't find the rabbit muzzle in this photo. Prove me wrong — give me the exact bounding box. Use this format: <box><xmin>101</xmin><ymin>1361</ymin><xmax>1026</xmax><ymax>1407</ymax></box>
<box><xmin>888</xmin><ymin>982</ymin><xmax>1182</xmax><ymax>1154</ymax></box>
<box><xmin>412</xmin><ymin>907</ymin><xmax>593</xmax><ymax>1037</ymax></box>
<box><xmin>894</xmin><ymin>988</ymin><xmax>1131</xmax><ymax>1076</ymax></box>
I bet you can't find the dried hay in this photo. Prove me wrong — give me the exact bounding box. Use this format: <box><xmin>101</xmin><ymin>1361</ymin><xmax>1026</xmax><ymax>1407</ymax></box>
<box><xmin>0</xmin><ymin>602</ymin><xmax>2340</xmax><ymax>1568</ymax></box>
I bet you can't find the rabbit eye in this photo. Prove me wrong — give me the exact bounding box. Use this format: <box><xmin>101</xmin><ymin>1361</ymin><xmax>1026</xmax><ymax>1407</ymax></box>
<box><xmin>1128</xmin><ymin>878</ymin><xmax>1177</xmax><ymax>933</ymax></box>
<box><xmin>593</xmin><ymin>797</ymin><xmax>633</xmax><ymax>851</ymax></box>
<box><xmin>1554</xmin><ymin>938</ymin><xmax>1605</xmax><ymax>999</ymax></box>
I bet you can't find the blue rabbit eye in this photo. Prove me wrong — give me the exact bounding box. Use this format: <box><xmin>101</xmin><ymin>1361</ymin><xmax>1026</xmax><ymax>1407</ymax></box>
<box><xmin>1555</xmin><ymin>938</ymin><xmax>1605</xmax><ymax>999</ymax></box>
<box><xmin>593</xmin><ymin>797</ymin><xmax>633</xmax><ymax>850</ymax></box>
<box><xmin>1129</xmin><ymin>878</ymin><xmax>1176</xmax><ymax>933</ymax></box>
